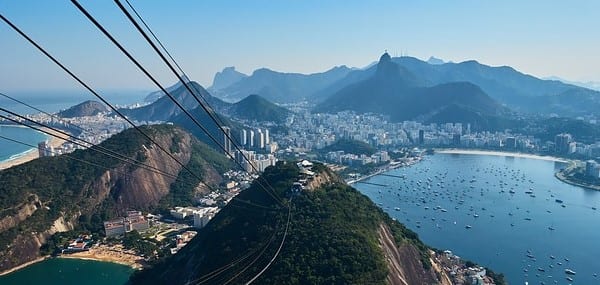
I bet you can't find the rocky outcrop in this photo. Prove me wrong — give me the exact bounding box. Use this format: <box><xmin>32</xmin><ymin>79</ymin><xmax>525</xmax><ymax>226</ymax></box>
<box><xmin>105</xmin><ymin>130</ymin><xmax>193</xmax><ymax>213</ymax></box>
<box><xmin>306</xmin><ymin>166</ymin><xmax>342</xmax><ymax>190</ymax></box>
<box><xmin>0</xmin><ymin>213</ymin><xmax>78</xmax><ymax>272</ymax></box>
<box><xmin>378</xmin><ymin>223</ymin><xmax>449</xmax><ymax>285</ymax></box>
<box><xmin>0</xmin><ymin>195</ymin><xmax>41</xmax><ymax>233</ymax></box>
<box><xmin>0</xmin><ymin>125</ymin><xmax>227</xmax><ymax>273</ymax></box>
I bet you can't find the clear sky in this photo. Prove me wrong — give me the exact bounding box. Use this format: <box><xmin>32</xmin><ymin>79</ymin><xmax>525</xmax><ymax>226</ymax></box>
<box><xmin>1</xmin><ymin>0</ymin><xmax>599</xmax><ymax>93</ymax></box>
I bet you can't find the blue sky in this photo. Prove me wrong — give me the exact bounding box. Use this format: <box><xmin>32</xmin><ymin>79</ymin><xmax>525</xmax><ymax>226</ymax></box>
<box><xmin>1</xmin><ymin>0</ymin><xmax>599</xmax><ymax>93</ymax></box>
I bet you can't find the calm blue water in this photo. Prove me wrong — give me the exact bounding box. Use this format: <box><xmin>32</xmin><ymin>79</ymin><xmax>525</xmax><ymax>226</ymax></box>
<box><xmin>0</xmin><ymin>258</ymin><xmax>133</xmax><ymax>285</ymax></box>
<box><xmin>0</xmin><ymin>90</ymin><xmax>148</xmax><ymax>115</ymax></box>
<box><xmin>356</xmin><ymin>153</ymin><xmax>600</xmax><ymax>285</ymax></box>
<box><xmin>0</xmin><ymin>126</ymin><xmax>48</xmax><ymax>162</ymax></box>
<box><xmin>0</xmin><ymin>91</ymin><xmax>147</xmax><ymax>163</ymax></box>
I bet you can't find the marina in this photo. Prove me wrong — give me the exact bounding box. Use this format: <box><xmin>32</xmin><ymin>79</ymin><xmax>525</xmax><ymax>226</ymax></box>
<box><xmin>356</xmin><ymin>152</ymin><xmax>600</xmax><ymax>285</ymax></box>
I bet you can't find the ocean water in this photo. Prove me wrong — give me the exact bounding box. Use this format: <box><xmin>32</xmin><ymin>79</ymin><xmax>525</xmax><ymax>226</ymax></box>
<box><xmin>0</xmin><ymin>125</ymin><xmax>48</xmax><ymax>162</ymax></box>
<box><xmin>0</xmin><ymin>90</ymin><xmax>148</xmax><ymax>164</ymax></box>
<box><xmin>0</xmin><ymin>90</ymin><xmax>148</xmax><ymax>115</ymax></box>
<box><xmin>355</xmin><ymin>153</ymin><xmax>600</xmax><ymax>285</ymax></box>
<box><xmin>0</xmin><ymin>258</ymin><xmax>133</xmax><ymax>285</ymax></box>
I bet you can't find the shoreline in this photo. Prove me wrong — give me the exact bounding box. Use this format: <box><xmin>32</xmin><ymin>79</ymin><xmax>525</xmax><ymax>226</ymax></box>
<box><xmin>0</xmin><ymin>126</ymin><xmax>67</xmax><ymax>171</ymax></box>
<box><xmin>58</xmin><ymin>244</ymin><xmax>146</xmax><ymax>271</ymax></box>
<box><xmin>0</xmin><ymin>256</ymin><xmax>48</xmax><ymax>276</ymax></box>
<box><xmin>0</xmin><ymin>244</ymin><xmax>145</xmax><ymax>277</ymax></box>
<box><xmin>434</xmin><ymin>148</ymin><xmax>568</xmax><ymax>163</ymax></box>
<box><xmin>58</xmin><ymin>255</ymin><xmax>143</xmax><ymax>270</ymax></box>
<box><xmin>555</xmin><ymin>170</ymin><xmax>600</xmax><ymax>191</ymax></box>
<box><xmin>347</xmin><ymin>157</ymin><xmax>422</xmax><ymax>185</ymax></box>
<box><xmin>346</xmin><ymin>149</ymin><xmax>574</xmax><ymax>187</ymax></box>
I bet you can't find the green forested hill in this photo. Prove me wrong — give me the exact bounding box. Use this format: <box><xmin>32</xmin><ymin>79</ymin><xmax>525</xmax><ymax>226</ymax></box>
<box><xmin>130</xmin><ymin>162</ymin><xmax>441</xmax><ymax>285</ymax></box>
<box><xmin>0</xmin><ymin>124</ymin><xmax>231</xmax><ymax>272</ymax></box>
<box><xmin>227</xmin><ymin>94</ymin><xmax>291</xmax><ymax>123</ymax></box>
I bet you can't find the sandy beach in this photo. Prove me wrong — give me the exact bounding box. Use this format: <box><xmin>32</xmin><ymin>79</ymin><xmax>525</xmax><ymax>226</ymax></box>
<box><xmin>0</xmin><ymin>244</ymin><xmax>144</xmax><ymax>276</ymax></box>
<box><xmin>59</xmin><ymin>244</ymin><xmax>146</xmax><ymax>270</ymax></box>
<box><xmin>435</xmin><ymin>148</ymin><xmax>568</xmax><ymax>163</ymax></box>
<box><xmin>0</xmin><ymin>127</ymin><xmax>67</xmax><ymax>171</ymax></box>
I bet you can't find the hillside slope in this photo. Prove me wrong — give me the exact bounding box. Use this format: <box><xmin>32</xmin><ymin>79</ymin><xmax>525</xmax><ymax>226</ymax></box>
<box><xmin>212</xmin><ymin>66</ymin><xmax>352</xmax><ymax>103</ymax></box>
<box><xmin>315</xmin><ymin>53</ymin><xmax>509</xmax><ymax>129</ymax></box>
<box><xmin>129</xmin><ymin>162</ymin><xmax>452</xmax><ymax>284</ymax></box>
<box><xmin>57</xmin><ymin>100</ymin><xmax>108</xmax><ymax>118</ymax></box>
<box><xmin>121</xmin><ymin>81</ymin><xmax>228</xmax><ymax>122</ymax></box>
<box><xmin>0</xmin><ymin>125</ymin><xmax>231</xmax><ymax>272</ymax></box>
<box><xmin>209</xmin><ymin>66</ymin><xmax>248</xmax><ymax>91</ymax></box>
<box><xmin>319</xmin><ymin>55</ymin><xmax>600</xmax><ymax>117</ymax></box>
<box><xmin>224</xmin><ymin>94</ymin><xmax>291</xmax><ymax>123</ymax></box>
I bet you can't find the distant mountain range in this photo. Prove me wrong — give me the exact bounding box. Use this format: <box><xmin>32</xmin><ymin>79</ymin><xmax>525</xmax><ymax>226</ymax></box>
<box><xmin>543</xmin><ymin>76</ymin><xmax>600</xmax><ymax>92</ymax></box>
<box><xmin>120</xmin><ymin>81</ymin><xmax>291</xmax><ymax>147</ymax></box>
<box><xmin>211</xmin><ymin>54</ymin><xmax>600</xmax><ymax>118</ymax></box>
<box><xmin>57</xmin><ymin>100</ymin><xmax>108</xmax><ymax>118</ymax></box>
<box><xmin>426</xmin><ymin>56</ymin><xmax>446</xmax><ymax>65</ymax></box>
<box><xmin>387</xmin><ymin>57</ymin><xmax>600</xmax><ymax>117</ymax></box>
<box><xmin>121</xmin><ymin>81</ymin><xmax>226</xmax><ymax>122</ymax></box>
<box><xmin>314</xmin><ymin>53</ymin><xmax>509</xmax><ymax>130</ymax></box>
<box><xmin>209</xmin><ymin>66</ymin><xmax>247</xmax><ymax>91</ymax></box>
<box><xmin>143</xmin><ymin>81</ymin><xmax>184</xmax><ymax>103</ymax></box>
<box><xmin>208</xmin><ymin>65</ymin><xmax>353</xmax><ymax>103</ymax></box>
<box><xmin>125</xmin><ymin>80</ymin><xmax>290</xmax><ymax>123</ymax></box>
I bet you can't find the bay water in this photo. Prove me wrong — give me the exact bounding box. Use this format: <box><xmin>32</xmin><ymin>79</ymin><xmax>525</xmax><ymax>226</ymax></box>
<box><xmin>0</xmin><ymin>258</ymin><xmax>132</xmax><ymax>285</ymax></box>
<box><xmin>356</xmin><ymin>153</ymin><xmax>600</xmax><ymax>285</ymax></box>
<box><xmin>0</xmin><ymin>125</ymin><xmax>47</xmax><ymax>162</ymax></box>
<box><xmin>0</xmin><ymin>90</ymin><xmax>147</xmax><ymax>163</ymax></box>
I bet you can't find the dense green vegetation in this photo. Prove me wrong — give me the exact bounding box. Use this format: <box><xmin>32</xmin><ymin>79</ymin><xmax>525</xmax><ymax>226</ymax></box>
<box><xmin>259</xmin><ymin>183</ymin><xmax>388</xmax><ymax>284</ymax></box>
<box><xmin>0</xmin><ymin>125</ymin><xmax>230</xmax><ymax>257</ymax></box>
<box><xmin>57</xmin><ymin>100</ymin><xmax>108</xmax><ymax>118</ymax></box>
<box><xmin>129</xmin><ymin>162</ymin><xmax>294</xmax><ymax>284</ymax></box>
<box><xmin>130</xmin><ymin>162</ymin><xmax>433</xmax><ymax>285</ymax></box>
<box><xmin>0</xmin><ymin>126</ymin><xmax>154</xmax><ymax>250</ymax></box>
<box><xmin>122</xmin><ymin>230</ymin><xmax>159</xmax><ymax>258</ymax></box>
<box><xmin>318</xmin><ymin>138</ymin><xmax>376</xmax><ymax>156</ymax></box>
<box><xmin>39</xmin><ymin>231</ymin><xmax>88</xmax><ymax>256</ymax></box>
<box><xmin>338</xmin><ymin>161</ymin><xmax>388</xmax><ymax>178</ymax></box>
<box><xmin>486</xmin><ymin>268</ymin><xmax>507</xmax><ymax>285</ymax></box>
<box><xmin>560</xmin><ymin>166</ymin><xmax>600</xmax><ymax>188</ymax></box>
<box><xmin>519</xmin><ymin>117</ymin><xmax>600</xmax><ymax>144</ymax></box>
<box><xmin>228</xmin><ymin>94</ymin><xmax>291</xmax><ymax>123</ymax></box>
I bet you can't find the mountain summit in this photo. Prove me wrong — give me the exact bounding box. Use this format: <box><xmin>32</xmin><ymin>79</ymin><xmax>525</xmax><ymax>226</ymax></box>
<box><xmin>314</xmin><ymin>53</ymin><xmax>507</xmax><ymax>129</ymax></box>
<box><xmin>57</xmin><ymin>100</ymin><xmax>108</xmax><ymax>118</ymax></box>
<box><xmin>225</xmin><ymin>94</ymin><xmax>291</xmax><ymax>123</ymax></box>
<box><xmin>121</xmin><ymin>81</ymin><xmax>226</xmax><ymax>122</ymax></box>
<box><xmin>375</xmin><ymin>52</ymin><xmax>420</xmax><ymax>86</ymax></box>
<box><xmin>209</xmin><ymin>65</ymin><xmax>353</xmax><ymax>103</ymax></box>
<box><xmin>210</xmin><ymin>66</ymin><xmax>248</xmax><ymax>91</ymax></box>
<box><xmin>129</xmin><ymin>162</ymin><xmax>457</xmax><ymax>284</ymax></box>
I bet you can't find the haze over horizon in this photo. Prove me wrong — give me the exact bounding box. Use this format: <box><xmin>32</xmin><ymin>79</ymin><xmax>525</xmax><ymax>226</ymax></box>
<box><xmin>1</xmin><ymin>0</ymin><xmax>599</xmax><ymax>93</ymax></box>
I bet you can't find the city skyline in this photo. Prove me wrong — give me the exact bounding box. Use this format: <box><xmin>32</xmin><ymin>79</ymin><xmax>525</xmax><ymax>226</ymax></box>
<box><xmin>1</xmin><ymin>0</ymin><xmax>599</xmax><ymax>93</ymax></box>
